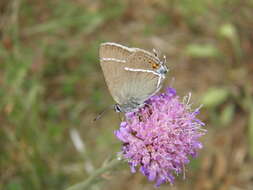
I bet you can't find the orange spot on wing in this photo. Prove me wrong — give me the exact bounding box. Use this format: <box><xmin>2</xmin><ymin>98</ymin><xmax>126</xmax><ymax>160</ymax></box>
<box><xmin>152</xmin><ymin>63</ymin><xmax>160</xmax><ymax>69</ymax></box>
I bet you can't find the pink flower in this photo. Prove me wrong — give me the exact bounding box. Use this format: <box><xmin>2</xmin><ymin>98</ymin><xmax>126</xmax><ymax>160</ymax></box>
<box><xmin>115</xmin><ymin>87</ymin><xmax>206</xmax><ymax>186</ymax></box>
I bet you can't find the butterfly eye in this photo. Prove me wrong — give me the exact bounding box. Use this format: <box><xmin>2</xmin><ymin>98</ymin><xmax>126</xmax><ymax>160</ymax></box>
<box><xmin>152</xmin><ymin>63</ymin><xmax>160</xmax><ymax>69</ymax></box>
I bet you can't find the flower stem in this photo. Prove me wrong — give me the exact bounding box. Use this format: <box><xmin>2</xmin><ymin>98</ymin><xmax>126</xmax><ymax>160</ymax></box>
<box><xmin>66</xmin><ymin>158</ymin><xmax>122</xmax><ymax>190</ymax></box>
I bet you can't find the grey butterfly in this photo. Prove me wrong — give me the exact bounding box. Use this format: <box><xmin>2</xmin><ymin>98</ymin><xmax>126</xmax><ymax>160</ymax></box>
<box><xmin>99</xmin><ymin>42</ymin><xmax>168</xmax><ymax>113</ymax></box>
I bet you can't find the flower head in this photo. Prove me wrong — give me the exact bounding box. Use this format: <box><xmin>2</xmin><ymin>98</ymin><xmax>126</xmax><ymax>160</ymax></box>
<box><xmin>115</xmin><ymin>87</ymin><xmax>206</xmax><ymax>186</ymax></box>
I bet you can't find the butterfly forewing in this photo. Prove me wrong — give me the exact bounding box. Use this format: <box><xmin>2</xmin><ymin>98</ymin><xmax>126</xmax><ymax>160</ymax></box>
<box><xmin>100</xmin><ymin>42</ymin><xmax>132</xmax><ymax>62</ymax></box>
<box><xmin>99</xmin><ymin>58</ymin><xmax>129</xmax><ymax>104</ymax></box>
<box><xmin>100</xmin><ymin>43</ymin><xmax>134</xmax><ymax>104</ymax></box>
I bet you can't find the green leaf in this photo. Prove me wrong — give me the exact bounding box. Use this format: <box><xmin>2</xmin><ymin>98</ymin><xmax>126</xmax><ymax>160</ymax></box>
<box><xmin>219</xmin><ymin>23</ymin><xmax>237</xmax><ymax>41</ymax></box>
<box><xmin>184</xmin><ymin>44</ymin><xmax>220</xmax><ymax>58</ymax></box>
<box><xmin>6</xmin><ymin>180</ymin><xmax>24</xmax><ymax>190</ymax></box>
<box><xmin>220</xmin><ymin>104</ymin><xmax>235</xmax><ymax>126</ymax></box>
<box><xmin>201</xmin><ymin>88</ymin><xmax>229</xmax><ymax>108</ymax></box>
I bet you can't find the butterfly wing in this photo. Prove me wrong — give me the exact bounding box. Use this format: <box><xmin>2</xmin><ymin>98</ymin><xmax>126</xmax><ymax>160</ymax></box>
<box><xmin>100</xmin><ymin>42</ymin><xmax>132</xmax><ymax>61</ymax></box>
<box><xmin>118</xmin><ymin>51</ymin><xmax>162</xmax><ymax>105</ymax></box>
<box><xmin>99</xmin><ymin>42</ymin><xmax>164</xmax><ymax>107</ymax></box>
<box><xmin>99</xmin><ymin>42</ymin><xmax>133</xmax><ymax>104</ymax></box>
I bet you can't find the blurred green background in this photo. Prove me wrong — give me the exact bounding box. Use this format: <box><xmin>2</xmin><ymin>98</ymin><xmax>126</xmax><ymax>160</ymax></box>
<box><xmin>1</xmin><ymin>0</ymin><xmax>253</xmax><ymax>189</ymax></box>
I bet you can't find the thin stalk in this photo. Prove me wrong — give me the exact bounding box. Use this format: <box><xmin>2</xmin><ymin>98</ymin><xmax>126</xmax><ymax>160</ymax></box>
<box><xmin>66</xmin><ymin>158</ymin><xmax>122</xmax><ymax>190</ymax></box>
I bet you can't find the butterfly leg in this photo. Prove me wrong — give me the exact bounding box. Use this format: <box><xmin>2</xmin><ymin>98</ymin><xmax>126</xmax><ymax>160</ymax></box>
<box><xmin>118</xmin><ymin>112</ymin><xmax>124</xmax><ymax>122</ymax></box>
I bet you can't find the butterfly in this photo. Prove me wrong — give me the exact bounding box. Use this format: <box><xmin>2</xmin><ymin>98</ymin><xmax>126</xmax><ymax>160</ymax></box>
<box><xmin>99</xmin><ymin>42</ymin><xmax>168</xmax><ymax>113</ymax></box>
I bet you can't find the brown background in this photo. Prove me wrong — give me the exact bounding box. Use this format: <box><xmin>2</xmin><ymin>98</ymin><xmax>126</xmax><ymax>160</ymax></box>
<box><xmin>1</xmin><ymin>0</ymin><xmax>253</xmax><ymax>189</ymax></box>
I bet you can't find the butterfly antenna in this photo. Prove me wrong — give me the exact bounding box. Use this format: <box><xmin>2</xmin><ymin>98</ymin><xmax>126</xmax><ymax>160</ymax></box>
<box><xmin>152</xmin><ymin>48</ymin><xmax>158</xmax><ymax>57</ymax></box>
<box><xmin>163</xmin><ymin>55</ymin><xmax>167</xmax><ymax>64</ymax></box>
<box><xmin>93</xmin><ymin>105</ymin><xmax>114</xmax><ymax>122</ymax></box>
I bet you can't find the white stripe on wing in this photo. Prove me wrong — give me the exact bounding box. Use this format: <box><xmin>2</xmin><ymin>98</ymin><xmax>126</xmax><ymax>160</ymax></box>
<box><xmin>101</xmin><ymin>58</ymin><xmax>126</xmax><ymax>63</ymax></box>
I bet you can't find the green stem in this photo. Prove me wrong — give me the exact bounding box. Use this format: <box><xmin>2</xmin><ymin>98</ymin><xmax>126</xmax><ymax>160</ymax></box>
<box><xmin>66</xmin><ymin>158</ymin><xmax>123</xmax><ymax>190</ymax></box>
